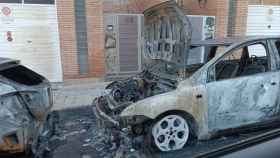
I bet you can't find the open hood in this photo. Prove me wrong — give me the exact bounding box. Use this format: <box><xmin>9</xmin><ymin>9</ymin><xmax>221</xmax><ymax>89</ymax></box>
<box><xmin>143</xmin><ymin>0</ymin><xmax>192</xmax><ymax>77</ymax></box>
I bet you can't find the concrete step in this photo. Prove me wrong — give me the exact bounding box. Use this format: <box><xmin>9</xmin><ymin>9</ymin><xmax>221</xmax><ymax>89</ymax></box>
<box><xmin>51</xmin><ymin>78</ymin><xmax>110</xmax><ymax>111</ymax></box>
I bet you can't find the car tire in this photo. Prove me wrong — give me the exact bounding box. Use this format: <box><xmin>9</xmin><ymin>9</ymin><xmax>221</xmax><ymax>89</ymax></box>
<box><xmin>144</xmin><ymin>113</ymin><xmax>192</xmax><ymax>153</ymax></box>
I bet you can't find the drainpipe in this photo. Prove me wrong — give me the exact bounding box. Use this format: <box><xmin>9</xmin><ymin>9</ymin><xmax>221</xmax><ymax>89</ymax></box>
<box><xmin>227</xmin><ymin>0</ymin><xmax>237</xmax><ymax>37</ymax></box>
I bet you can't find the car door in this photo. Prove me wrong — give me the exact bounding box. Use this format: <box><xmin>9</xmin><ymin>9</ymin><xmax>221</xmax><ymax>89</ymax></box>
<box><xmin>206</xmin><ymin>40</ymin><xmax>280</xmax><ymax>132</ymax></box>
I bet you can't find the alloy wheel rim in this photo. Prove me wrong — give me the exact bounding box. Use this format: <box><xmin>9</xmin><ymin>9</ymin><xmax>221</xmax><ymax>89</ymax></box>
<box><xmin>152</xmin><ymin>115</ymin><xmax>189</xmax><ymax>151</ymax></box>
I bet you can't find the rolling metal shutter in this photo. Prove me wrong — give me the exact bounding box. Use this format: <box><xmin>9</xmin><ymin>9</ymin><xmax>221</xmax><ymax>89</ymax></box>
<box><xmin>247</xmin><ymin>5</ymin><xmax>280</xmax><ymax>36</ymax></box>
<box><xmin>0</xmin><ymin>2</ymin><xmax>63</xmax><ymax>82</ymax></box>
<box><xmin>118</xmin><ymin>15</ymin><xmax>139</xmax><ymax>72</ymax></box>
<box><xmin>104</xmin><ymin>14</ymin><xmax>142</xmax><ymax>77</ymax></box>
<box><xmin>188</xmin><ymin>16</ymin><xmax>204</xmax><ymax>65</ymax></box>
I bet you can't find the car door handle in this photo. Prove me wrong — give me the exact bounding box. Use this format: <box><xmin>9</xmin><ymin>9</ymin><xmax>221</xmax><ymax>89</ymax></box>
<box><xmin>196</xmin><ymin>94</ymin><xmax>203</xmax><ymax>99</ymax></box>
<box><xmin>271</xmin><ymin>82</ymin><xmax>277</xmax><ymax>86</ymax></box>
<box><xmin>261</xmin><ymin>82</ymin><xmax>277</xmax><ymax>87</ymax></box>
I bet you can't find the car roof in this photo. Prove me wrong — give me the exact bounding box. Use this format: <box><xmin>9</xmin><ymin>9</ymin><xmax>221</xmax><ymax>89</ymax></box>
<box><xmin>191</xmin><ymin>36</ymin><xmax>280</xmax><ymax>47</ymax></box>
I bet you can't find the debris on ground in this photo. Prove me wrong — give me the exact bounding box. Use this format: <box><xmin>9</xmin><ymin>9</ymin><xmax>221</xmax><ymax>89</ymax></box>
<box><xmin>5</xmin><ymin>106</ymin><xmax>279</xmax><ymax>158</ymax></box>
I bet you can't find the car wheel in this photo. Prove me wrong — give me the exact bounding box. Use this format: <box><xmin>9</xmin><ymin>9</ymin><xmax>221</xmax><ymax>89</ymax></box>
<box><xmin>149</xmin><ymin>114</ymin><xmax>190</xmax><ymax>152</ymax></box>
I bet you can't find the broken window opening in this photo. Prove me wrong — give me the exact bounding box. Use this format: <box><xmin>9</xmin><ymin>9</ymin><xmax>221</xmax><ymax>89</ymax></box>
<box><xmin>214</xmin><ymin>43</ymin><xmax>269</xmax><ymax>81</ymax></box>
<box><xmin>275</xmin><ymin>40</ymin><xmax>280</xmax><ymax>57</ymax></box>
<box><xmin>0</xmin><ymin>66</ymin><xmax>44</xmax><ymax>86</ymax></box>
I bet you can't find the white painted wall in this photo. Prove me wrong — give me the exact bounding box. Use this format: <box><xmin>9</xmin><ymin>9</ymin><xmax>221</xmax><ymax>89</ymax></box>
<box><xmin>0</xmin><ymin>4</ymin><xmax>62</xmax><ymax>82</ymax></box>
<box><xmin>247</xmin><ymin>5</ymin><xmax>280</xmax><ymax>36</ymax></box>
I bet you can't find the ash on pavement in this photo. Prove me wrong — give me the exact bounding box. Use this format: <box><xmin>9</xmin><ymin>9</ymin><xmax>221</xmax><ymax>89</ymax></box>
<box><xmin>2</xmin><ymin>106</ymin><xmax>277</xmax><ymax>158</ymax></box>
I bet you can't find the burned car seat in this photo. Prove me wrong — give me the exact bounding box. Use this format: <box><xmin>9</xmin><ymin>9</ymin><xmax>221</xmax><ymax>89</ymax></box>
<box><xmin>240</xmin><ymin>54</ymin><xmax>266</xmax><ymax>76</ymax></box>
<box><xmin>216</xmin><ymin>62</ymin><xmax>240</xmax><ymax>80</ymax></box>
<box><xmin>240</xmin><ymin>63</ymin><xmax>266</xmax><ymax>76</ymax></box>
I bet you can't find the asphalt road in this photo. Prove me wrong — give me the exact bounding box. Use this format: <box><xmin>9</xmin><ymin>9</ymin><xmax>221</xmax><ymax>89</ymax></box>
<box><xmin>2</xmin><ymin>106</ymin><xmax>279</xmax><ymax>158</ymax></box>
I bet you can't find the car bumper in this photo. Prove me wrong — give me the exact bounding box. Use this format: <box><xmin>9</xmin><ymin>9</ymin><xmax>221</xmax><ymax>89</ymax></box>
<box><xmin>93</xmin><ymin>97</ymin><xmax>120</xmax><ymax>128</ymax></box>
<box><xmin>93</xmin><ymin>96</ymin><xmax>150</xmax><ymax>131</ymax></box>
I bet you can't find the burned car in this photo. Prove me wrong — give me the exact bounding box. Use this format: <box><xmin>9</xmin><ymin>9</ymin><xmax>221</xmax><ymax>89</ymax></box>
<box><xmin>0</xmin><ymin>58</ymin><xmax>53</xmax><ymax>155</ymax></box>
<box><xmin>94</xmin><ymin>0</ymin><xmax>280</xmax><ymax>153</ymax></box>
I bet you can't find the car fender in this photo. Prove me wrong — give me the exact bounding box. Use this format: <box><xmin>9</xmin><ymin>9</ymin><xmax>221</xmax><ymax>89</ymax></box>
<box><xmin>120</xmin><ymin>88</ymin><xmax>204</xmax><ymax>119</ymax></box>
<box><xmin>120</xmin><ymin>84</ymin><xmax>209</xmax><ymax>139</ymax></box>
<box><xmin>120</xmin><ymin>91</ymin><xmax>179</xmax><ymax>118</ymax></box>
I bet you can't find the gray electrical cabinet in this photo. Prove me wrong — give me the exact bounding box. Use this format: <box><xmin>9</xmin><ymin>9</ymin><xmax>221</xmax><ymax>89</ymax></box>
<box><xmin>104</xmin><ymin>14</ymin><xmax>215</xmax><ymax>78</ymax></box>
<box><xmin>187</xmin><ymin>15</ymin><xmax>216</xmax><ymax>65</ymax></box>
<box><xmin>104</xmin><ymin>14</ymin><xmax>143</xmax><ymax>78</ymax></box>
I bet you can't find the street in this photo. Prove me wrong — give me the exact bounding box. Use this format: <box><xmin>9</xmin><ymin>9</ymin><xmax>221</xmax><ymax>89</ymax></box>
<box><xmin>2</xmin><ymin>106</ymin><xmax>277</xmax><ymax>158</ymax></box>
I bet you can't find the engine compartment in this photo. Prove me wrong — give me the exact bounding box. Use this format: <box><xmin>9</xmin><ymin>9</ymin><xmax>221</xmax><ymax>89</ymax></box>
<box><xmin>94</xmin><ymin>70</ymin><xmax>178</xmax><ymax>126</ymax></box>
<box><xmin>107</xmin><ymin>70</ymin><xmax>177</xmax><ymax>104</ymax></box>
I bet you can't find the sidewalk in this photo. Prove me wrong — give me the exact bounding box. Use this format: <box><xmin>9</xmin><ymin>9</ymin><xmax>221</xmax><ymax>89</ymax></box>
<box><xmin>51</xmin><ymin>78</ymin><xmax>109</xmax><ymax>110</ymax></box>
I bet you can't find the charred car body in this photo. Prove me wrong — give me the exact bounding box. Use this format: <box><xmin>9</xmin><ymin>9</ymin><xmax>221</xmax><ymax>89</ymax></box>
<box><xmin>94</xmin><ymin>0</ymin><xmax>280</xmax><ymax>152</ymax></box>
<box><xmin>0</xmin><ymin>58</ymin><xmax>53</xmax><ymax>155</ymax></box>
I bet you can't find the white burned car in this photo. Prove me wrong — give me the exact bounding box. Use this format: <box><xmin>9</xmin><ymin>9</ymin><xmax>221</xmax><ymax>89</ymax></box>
<box><xmin>94</xmin><ymin>1</ymin><xmax>280</xmax><ymax>152</ymax></box>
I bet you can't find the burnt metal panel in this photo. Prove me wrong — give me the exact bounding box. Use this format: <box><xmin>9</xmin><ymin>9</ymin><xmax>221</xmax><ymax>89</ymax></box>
<box><xmin>75</xmin><ymin>0</ymin><xmax>89</xmax><ymax>74</ymax></box>
<box><xmin>207</xmin><ymin>71</ymin><xmax>280</xmax><ymax>131</ymax></box>
<box><xmin>189</xmin><ymin>16</ymin><xmax>204</xmax><ymax>41</ymax></box>
<box><xmin>118</xmin><ymin>15</ymin><xmax>139</xmax><ymax>72</ymax></box>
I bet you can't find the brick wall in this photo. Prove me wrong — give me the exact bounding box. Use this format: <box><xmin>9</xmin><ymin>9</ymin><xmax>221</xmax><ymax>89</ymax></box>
<box><xmin>57</xmin><ymin>0</ymin><xmax>280</xmax><ymax>81</ymax></box>
<box><xmin>57</xmin><ymin>0</ymin><xmax>105</xmax><ymax>80</ymax></box>
<box><xmin>184</xmin><ymin>0</ymin><xmax>280</xmax><ymax>37</ymax></box>
<box><xmin>183</xmin><ymin>0</ymin><xmax>253</xmax><ymax>38</ymax></box>
<box><xmin>57</xmin><ymin>0</ymin><xmax>79</xmax><ymax>79</ymax></box>
<box><xmin>103</xmin><ymin>0</ymin><xmax>168</xmax><ymax>14</ymax></box>
<box><xmin>183</xmin><ymin>0</ymin><xmax>217</xmax><ymax>16</ymax></box>
<box><xmin>249</xmin><ymin>0</ymin><xmax>280</xmax><ymax>5</ymax></box>
<box><xmin>180</xmin><ymin>0</ymin><xmax>227</xmax><ymax>37</ymax></box>
<box><xmin>215</xmin><ymin>0</ymin><xmax>229</xmax><ymax>38</ymax></box>
<box><xmin>86</xmin><ymin>0</ymin><xmax>105</xmax><ymax>77</ymax></box>
<box><xmin>234</xmin><ymin>0</ymin><xmax>249</xmax><ymax>36</ymax></box>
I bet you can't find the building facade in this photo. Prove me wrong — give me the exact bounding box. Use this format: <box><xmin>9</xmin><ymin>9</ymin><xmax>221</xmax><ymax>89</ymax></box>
<box><xmin>1</xmin><ymin>0</ymin><xmax>280</xmax><ymax>82</ymax></box>
<box><xmin>57</xmin><ymin>0</ymin><xmax>105</xmax><ymax>80</ymax></box>
<box><xmin>184</xmin><ymin>0</ymin><xmax>280</xmax><ymax>37</ymax></box>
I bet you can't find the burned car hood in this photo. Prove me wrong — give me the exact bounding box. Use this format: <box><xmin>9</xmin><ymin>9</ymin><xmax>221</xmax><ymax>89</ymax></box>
<box><xmin>93</xmin><ymin>1</ymin><xmax>192</xmax><ymax>134</ymax></box>
<box><xmin>0</xmin><ymin>60</ymin><xmax>52</xmax><ymax>121</ymax></box>
<box><xmin>143</xmin><ymin>0</ymin><xmax>192</xmax><ymax>78</ymax></box>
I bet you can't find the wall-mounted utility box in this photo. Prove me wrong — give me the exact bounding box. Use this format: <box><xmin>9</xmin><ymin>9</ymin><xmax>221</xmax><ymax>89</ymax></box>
<box><xmin>187</xmin><ymin>15</ymin><xmax>216</xmax><ymax>65</ymax></box>
<box><xmin>104</xmin><ymin>14</ymin><xmax>143</xmax><ymax>79</ymax></box>
<box><xmin>104</xmin><ymin>14</ymin><xmax>215</xmax><ymax>78</ymax></box>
